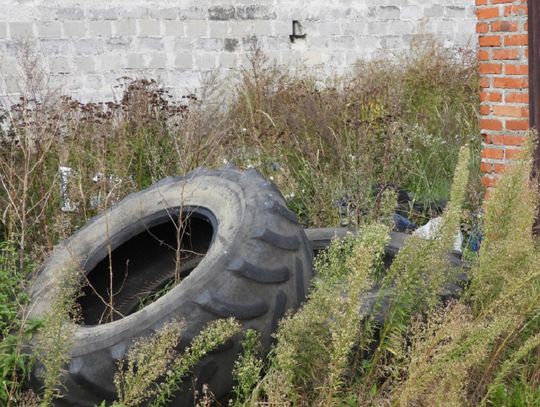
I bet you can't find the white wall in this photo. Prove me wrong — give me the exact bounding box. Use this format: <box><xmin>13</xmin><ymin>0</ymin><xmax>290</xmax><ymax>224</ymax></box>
<box><xmin>0</xmin><ymin>0</ymin><xmax>477</xmax><ymax>103</ymax></box>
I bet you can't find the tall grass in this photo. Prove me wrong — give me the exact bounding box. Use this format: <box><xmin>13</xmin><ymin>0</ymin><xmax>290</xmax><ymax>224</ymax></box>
<box><xmin>0</xmin><ymin>39</ymin><xmax>481</xmax><ymax>405</ymax></box>
<box><xmin>256</xmin><ymin>223</ymin><xmax>390</xmax><ymax>406</ymax></box>
<box><xmin>34</xmin><ymin>264</ymin><xmax>81</xmax><ymax>406</ymax></box>
<box><xmin>0</xmin><ymin>40</ymin><xmax>480</xmax><ymax>256</ymax></box>
<box><xmin>111</xmin><ymin>318</ymin><xmax>240</xmax><ymax>407</ymax></box>
<box><xmin>241</xmin><ymin>143</ymin><xmax>471</xmax><ymax>406</ymax></box>
<box><xmin>386</xmin><ymin>139</ymin><xmax>540</xmax><ymax>406</ymax></box>
<box><xmin>226</xmin><ymin>134</ymin><xmax>540</xmax><ymax>407</ymax></box>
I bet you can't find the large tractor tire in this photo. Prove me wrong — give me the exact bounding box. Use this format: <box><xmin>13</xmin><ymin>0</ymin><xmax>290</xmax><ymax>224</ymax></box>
<box><xmin>28</xmin><ymin>167</ymin><xmax>313</xmax><ymax>406</ymax></box>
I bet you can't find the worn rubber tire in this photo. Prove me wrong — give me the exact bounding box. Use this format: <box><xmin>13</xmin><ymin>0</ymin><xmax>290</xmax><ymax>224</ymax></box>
<box><xmin>28</xmin><ymin>167</ymin><xmax>313</xmax><ymax>406</ymax></box>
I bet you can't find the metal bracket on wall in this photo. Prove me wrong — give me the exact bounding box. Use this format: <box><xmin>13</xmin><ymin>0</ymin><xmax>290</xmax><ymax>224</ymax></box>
<box><xmin>289</xmin><ymin>20</ymin><xmax>307</xmax><ymax>43</ymax></box>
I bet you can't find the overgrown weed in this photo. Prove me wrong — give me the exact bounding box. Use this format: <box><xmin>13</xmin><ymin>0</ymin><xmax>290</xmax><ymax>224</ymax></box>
<box><xmin>0</xmin><ymin>38</ymin><xmax>483</xmax><ymax>405</ymax></box>
<box><xmin>384</xmin><ymin>137</ymin><xmax>540</xmax><ymax>406</ymax></box>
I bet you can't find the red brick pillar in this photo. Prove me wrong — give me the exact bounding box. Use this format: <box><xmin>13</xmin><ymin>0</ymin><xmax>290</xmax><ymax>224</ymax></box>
<box><xmin>477</xmin><ymin>0</ymin><xmax>529</xmax><ymax>188</ymax></box>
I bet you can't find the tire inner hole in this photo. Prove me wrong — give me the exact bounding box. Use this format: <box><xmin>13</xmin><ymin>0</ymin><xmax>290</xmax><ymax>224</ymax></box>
<box><xmin>77</xmin><ymin>209</ymin><xmax>215</xmax><ymax>325</ymax></box>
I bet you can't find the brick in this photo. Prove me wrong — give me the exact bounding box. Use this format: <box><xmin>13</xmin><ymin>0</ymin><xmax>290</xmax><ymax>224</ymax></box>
<box><xmin>101</xmin><ymin>54</ymin><xmax>122</xmax><ymax>70</ymax></box>
<box><xmin>208</xmin><ymin>22</ymin><xmax>229</xmax><ymax>37</ymax></box>
<box><xmin>493</xmin><ymin>77</ymin><xmax>528</xmax><ymax>89</ymax></box>
<box><xmin>491</xmin><ymin>21</ymin><xmax>518</xmax><ymax>32</ymax></box>
<box><xmin>480</xmin><ymin>77</ymin><xmax>491</xmax><ymax>88</ymax></box>
<box><xmin>476</xmin><ymin>0</ymin><xmax>488</xmax><ymax>5</ymax></box>
<box><xmin>88</xmin><ymin>21</ymin><xmax>112</xmax><ymax>37</ymax></box>
<box><xmin>73</xmin><ymin>39</ymin><xmax>105</xmax><ymax>55</ymax></box>
<box><xmin>10</xmin><ymin>22</ymin><xmax>34</xmax><ymax>39</ymax></box>
<box><xmin>478</xmin><ymin>50</ymin><xmax>490</xmax><ymax>60</ymax></box>
<box><xmin>0</xmin><ymin>57</ymin><xmax>19</xmax><ymax>76</ymax></box>
<box><xmin>400</xmin><ymin>6</ymin><xmax>422</xmax><ymax>20</ymax></box>
<box><xmin>480</xmin><ymin>91</ymin><xmax>502</xmax><ymax>102</ymax></box>
<box><xmin>75</xmin><ymin>56</ymin><xmax>96</xmax><ymax>73</ymax></box>
<box><xmin>114</xmin><ymin>20</ymin><xmax>137</xmax><ymax>36</ymax></box>
<box><xmin>481</xmin><ymin>175</ymin><xmax>497</xmax><ymax>188</ymax></box>
<box><xmin>479</xmin><ymin>35</ymin><xmax>501</xmax><ymax>47</ymax></box>
<box><xmin>138</xmin><ymin>37</ymin><xmax>164</xmax><ymax>52</ymax></box>
<box><xmin>480</xmin><ymin>162</ymin><xmax>493</xmax><ymax>173</ymax></box>
<box><xmin>236</xmin><ymin>5</ymin><xmax>276</xmax><ymax>20</ymax></box>
<box><xmin>208</xmin><ymin>6</ymin><xmax>235</xmax><ymax>21</ymax></box>
<box><xmin>333</xmin><ymin>35</ymin><xmax>356</xmax><ymax>49</ymax></box>
<box><xmin>492</xmin><ymin>105</ymin><xmax>529</xmax><ymax>117</ymax></box>
<box><xmin>504</xmin><ymin>5</ymin><xmax>528</xmax><ymax>17</ymax></box>
<box><xmin>122</xmin><ymin>7</ymin><xmax>149</xmax><ymax>19</ymax></box>
<box><xmin>148</xmin><ymin>7</ymin><xmax>179</xmax><ymax>20</ymax></box>
<box><xmin>424</xmin><ymin>5</ymin><xmax>444</xmax><ymax>18</ymax></box>
<box><xmin>493</xmin><ymin>49</ymin><xmax>520</xmax><ymax>60</ymax></box>
<box><xmin>37</xmin><ymin>21</ymin><xmax>62</xmax><ymax>38</ymax></box>
<box><xmin>491</xmin><ymin>135</ymin><xmax>527</xmax><ymax>146</ymax></box>
<box><xmin>219</xmin><ymin>53</ymin><xmax>236</xmax><ymax>68</ymax></box>
<box><xmin>174</xmin><ymin>53</ymin><xmax>193</xmax><ymax>69</ymax></box>
<box><xmin>3</xmin><ymin>76</ymin><xmax>20</xmax><ymax>93</ymax></box>
<box><xmin>63</xmin><ymin>21</ymin><xmax>87</xmax><ymax>37</ymax></box>
<box><xmin>477</xmin><ymin>8</ymin><xmax>499</xmax><ymax>19</ymax></box>
<box><xmin>375</xmin><ymin>6</ymin><xmax>400</xmax><ymax>20</ymax></box>
<box><xmin>436</xmin><ymin>19</ymin><xmax>455</xmax><ymax>33</ymax></box>
<box><xmin>506</xmin><ymin>92</ymin><xmax>529</xmax><ymax>104</ymax></box>
<box><xmin>493</xmin><ymin>163</ymin><xmax>507</xmax><ymax>174</ymax></box>
<box><xmin>444</xmin><ymin>6</ymin><xmax>467</xmax><ymax>18</ymax></box>
<box><xmin>126</xmin><ymin>53</ymin><xmax>145</xmax><ymax>69</ymax></box>
<box><xmin>148</xmin><ymin>53</ymin><xmax>168</xmax><ymax>69</ymax></box>
<box><xmin>39</xmin><ymin>39</ymin><xmax>69</xmax><ymax>55</ymax></box>
<box><xmin>229</xmin><ymin>21</ymin><xmax>252</xmax><ymax>37</ymax></box>
<box><xmin>137</xmin><ymin>20</ymin><xmax>161</xmax><ymax>36</ymax></box>
<box><xmin>84</xmin><ymin>74</ymin><xmax>104</xmax><ymax>90</ymax></box>
<box><xmin>480</xmin><ymin>105</ymin><xmax>491</xmax><ymax>115</ymax></box>
<box><xmin>224</xmin><ymin>38</ymin><xmax>239</xmax><ymax>52</ymax></box>
<box><xmin>185</xmin><ymin>20</ymin><xmax>208</xmax><ymax>37</ymax></box>
<box><xmin>194</xmin><ymin>53</ymin><xmax>216</xmax><ymax>70</ymax></box>
<box><xmin>481</xmin><ymin>148</ymin><xmax>504</xmax><ymax>159</ymax></box>
<box><xmin>505</xmin><ymin>148</ymin><xmax>523</xmax><ymax>159</ymax></box>
<box><xmin>504</xmin><ymin>34</ymin><xmax>528</xmax><ymax>46</ymax></box>
<box><xmin>48</xmin><ymin>56</ymin><xmax>70</xmax><ymax>73</ymax></box>
<box><xmin>88</xmin><ymin>8</ymin><xmax>118</xmax><ymax>20</ymax></box>
<box><xmin>481</xmin><ymin>119</ymin><xmax>503</xmax><ymax>131</ymax></box>
<box><xmin>106</xmin><ymin>37</ymin><xmax>133</xmax><ymax>52</ymax></box>
<box><xmin>368</xmin><ymin>21</ymin><xmax>389</xmax><ymax>35</ymax></box>
<box><xmin>55</xmin><ymin>7</ymin><xmax>85</xmax><ymax>20</ymax></box>
<box><xmin>253</xmin><ymin>21</ymin><xmax>273</xmax><ymax>36</ymax></box>
<box><xmin>479</xmin><ymin>63</ymin><xmax>502</xmax><ymax>74</ymax></box>
<box><xmin>178</xmin><ymin>7</ymin><xmax>207</xmax><ymax>20</ymax></box>
<box><xmin>505</xmin><ymin>64</ymin><xmax>529</xmax><ymax>75</ymax></box>
<box><xmin>477</xmin><ymin>23</ymin><xmax>489</xmax><ymax>33</ymax></box>
<box><xmin>506</xmin><ymin>120</ymin><xmax>530</xmax><ymax>130</ymax></box>
<box><xmin>242</xmin><ymin>35</ymin><xmax>258</xmax><ymax>49</ymax></box>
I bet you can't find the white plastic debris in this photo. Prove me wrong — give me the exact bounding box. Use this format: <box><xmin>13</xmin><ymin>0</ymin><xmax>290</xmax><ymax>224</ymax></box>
<box><xmin>59</xmin><ymin>166</ymin><xmax>77</xmax><ymax>213</ymax></box>
<box><xmin>412</xmin><ymin>217</ymin><xmax>463</xmax><ymax>253</ymax></box>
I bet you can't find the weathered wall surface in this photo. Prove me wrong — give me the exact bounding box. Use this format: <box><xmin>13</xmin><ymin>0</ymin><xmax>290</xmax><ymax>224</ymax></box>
<box><xmin>0</xmin><ymin>0</ymin><xmax>476</xmax><ymax>103</ymax></box>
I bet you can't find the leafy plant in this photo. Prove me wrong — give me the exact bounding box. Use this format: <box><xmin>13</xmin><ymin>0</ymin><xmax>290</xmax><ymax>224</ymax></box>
<box><xmin>231</xmin><ymin>329</ymin><xmax>263</xmax><ymax>407</ymax></box>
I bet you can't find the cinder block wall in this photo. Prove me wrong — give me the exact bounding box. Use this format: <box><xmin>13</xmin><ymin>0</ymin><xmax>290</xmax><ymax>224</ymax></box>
<box><xmin>0</xmin><ymin>0</ymin><xmax>476</xmax><ymax>103</ymax></box>
<box><xmin>477</xmin><ymin>0</ymin><xmax>529</xmax><ymax>188</ymax></box>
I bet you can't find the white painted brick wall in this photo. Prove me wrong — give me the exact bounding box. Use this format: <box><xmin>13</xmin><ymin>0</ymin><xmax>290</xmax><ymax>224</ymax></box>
<box><xmin>0</xmin><ymin>0</ymin><xmax>476</xmax><ymax>103</ymax></box>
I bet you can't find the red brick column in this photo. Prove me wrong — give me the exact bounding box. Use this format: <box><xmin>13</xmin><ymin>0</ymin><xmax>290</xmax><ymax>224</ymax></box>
<box><xmin>477</xmin><ymin>0</ymin><xmax>529</xmax><ymax>188</ymax></box>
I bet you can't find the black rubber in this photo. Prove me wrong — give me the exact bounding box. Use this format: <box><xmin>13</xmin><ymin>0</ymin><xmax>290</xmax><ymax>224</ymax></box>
<box><xmin>27</xmin><ymin>168</ymin><xmax>313</xmax><ymax>406</ymax></box>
